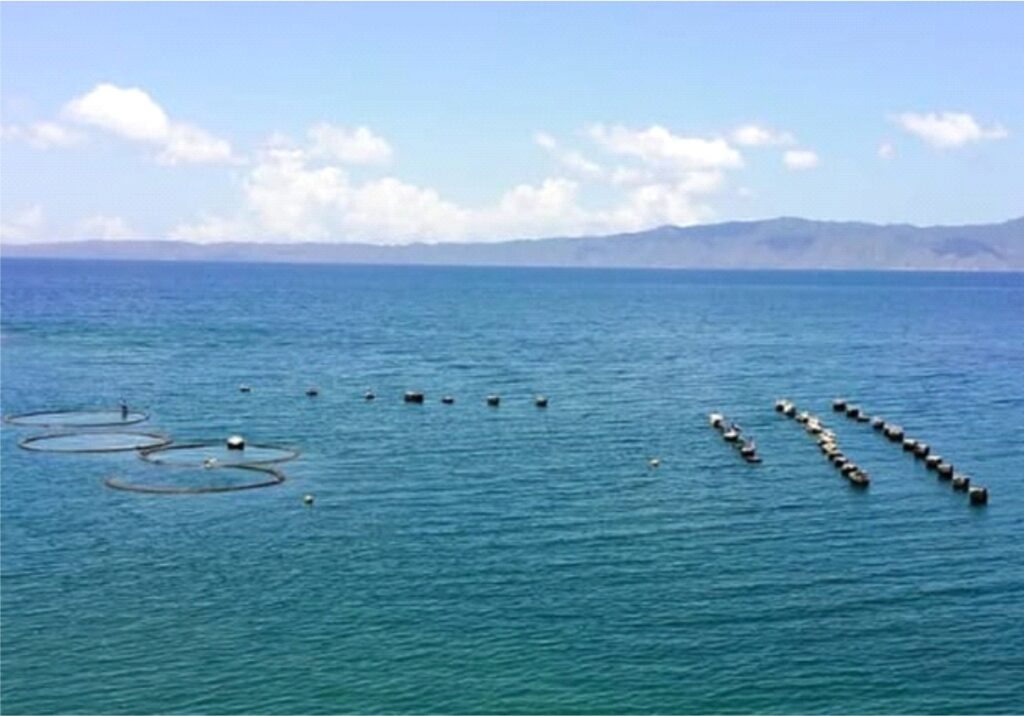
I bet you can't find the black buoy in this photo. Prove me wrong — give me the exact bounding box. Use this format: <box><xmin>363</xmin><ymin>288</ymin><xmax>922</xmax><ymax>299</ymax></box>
<box><xmin>441</xmin><ymin>395</ymin><xmax>455</xmax><ymax>405</ymax></box>
<box><xmin>925</xmin><ymin>454</ymin><xmax>942</xmax><ymax>470</ymax></box>
<box><xmin>226</xmin><ymin>435</ymin><xmax>245</xmax><ymax>451</ymax></box>
<box><xmin>534</xmin><ymin>395</ymin><xmax>549</xmax><ymax>408</ymax></box>
<box><xmin>913</xmin><ymin>442</ymin><xmax>930</xmax><ymax>458</ymax></box>
<box><xmin>871</xmin><ymin>416</ymin><xmax>885</xmax><ymax>430</ymax></box>
<box><xmin>937</xmin><ymin>463</ymin><xmax>954</xmax><ymax>480</ymax></box>
<box><xmin>486</xmin><ymin>395</ymin><xmax>500</xmax><ymax>407</ymax></box>
<box><xmin>239</xmin><ymin>384</ymin><xmax>252</xmax><ymax>393</ymax></box>
<box><xmin>832</xmin><ymin>398</ymin><xmax>847</xmax><ymax>412</ymax></box>
<box><xmin>404</xmin><ymin>391</ymin><xmax>425</xmax><ymax>404</ymax></box>
<box><xmin>847</xmin><ymin>470</ymin><xmax>870</xmax><ymax>487</ymax></box>
<box><xmin>952</xmin><ymin>474</ymin><xmax>971</xmax><ymax>492</ymax></box>
<box><xmin>306</xmin><ymin>387</ymin><xmax>319</xmax><ymax>397</ymax></box>
<box><xmin>902</xmin><ymin>438</ymin><xmax>918</xmax><ymax>452</ymax></box>
<box><xmin>968</xmin><ymin>486</ymin><xmax>988</xmax><ymax>505</ymax></box>
<box><xmin>364</xmin><ymin>390</ymin><xmax>376</xmax><ymax>401</ymax></box>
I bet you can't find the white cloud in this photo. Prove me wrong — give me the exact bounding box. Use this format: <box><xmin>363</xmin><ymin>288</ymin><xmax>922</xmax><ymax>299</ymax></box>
<box><xmin>308</xmin><ymin>123</ymin><xmax>393</xmax><ymax>165</ymax></box>
<box><xmin>63</xmin><ymin>83</ymin><xmax>236</xmax><ymax>164</ymax></box>
<box><xmin>64</xmin><ymin>83</ymin><xmax>170</xmax><ymax>141</ymax></box>
<box><xmin>878</xmin><ymin>142</ymin><xmax>896</xmax><ymax>160</ymax></box>
<box><xmin>894</xmin><ymin>111</ymin><xmax>1008</xmax><ymax>149</ymax></box>
<box><xmin>589</xmin><ymin>124</ymin><xmax>743</xmax><ymax>171</ymax></box>
<box><xmin>168</xmin><ymin>121</ymin><xmax>748</xmax><ymax>244</ymax></box>
<box><xmin>0</xmin><ymin>205</ymin><xmax>44</xmax><ymax>243</ymax></box>
<box><xmin>1</xmin><ymin>121</ymin><xmax>84</xmax><ymax>149</ymax></box>
<box><xmin>731</xmin><ymin>124</ymin><xmax>795</xmax><ymax>147</ymax></box>
<box><xmin>783</xmin><ymin>149</ymin><xmax>820</xmax><ymax>171</ymax></box>
<box><xmin>76</xmin><ymin>215</ymin><xmax>137</xmax><ymax>240</ymax></box>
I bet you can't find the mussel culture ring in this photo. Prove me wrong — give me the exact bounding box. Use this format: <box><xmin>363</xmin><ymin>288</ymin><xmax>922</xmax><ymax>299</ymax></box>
<box><xmin>138</xmin><ymin>440</ymin><xmax>300</xmax><ymax>467</ymax></box>
<box><xmin>104</xmin><ymin>464</ymin><xmax>286</xmax><ymax>495</ymax></box>
<box><xmin>5</xmin><ymin>408</ymin><xmax>150</xmax><ymax>429</ymax></box>
<box><xmin>18</xmin><ymin>430</ymin><xmax>172</xmax><ymax>453</ymax></box>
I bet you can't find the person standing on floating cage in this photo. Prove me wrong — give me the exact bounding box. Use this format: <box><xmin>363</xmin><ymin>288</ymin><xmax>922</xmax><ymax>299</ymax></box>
<box><xmin>119</xmin><ymin>398</ymin><xmax>129</xmax><ymax>421</ymax></box>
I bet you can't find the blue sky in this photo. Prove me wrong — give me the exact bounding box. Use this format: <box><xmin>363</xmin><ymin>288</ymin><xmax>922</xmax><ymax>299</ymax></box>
<box><xmin>1</xmin><ymin>2</ymin><xmax>1021</xmax><ymax>244</ymax></box>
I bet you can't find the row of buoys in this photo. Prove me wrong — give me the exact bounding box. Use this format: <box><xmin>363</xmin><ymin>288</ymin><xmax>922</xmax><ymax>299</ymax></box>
<box><xmin>835</xmin><ymin>397</ymin><xmax>988</xmax><ymax>506</ymax></box>
<box><xmin>780</xmin><ymin>399</ymin><xmax>870</xmax><ymax>487</ymax></box>
<box><xmin>242</xmin><ymin>384</ymin><xmax>549</xmax><ymax>408</ymax></box>
<box><xmin>709</xmin><ymin>412</ymin><xmax>761</xmax><ymax>464</ymax></box>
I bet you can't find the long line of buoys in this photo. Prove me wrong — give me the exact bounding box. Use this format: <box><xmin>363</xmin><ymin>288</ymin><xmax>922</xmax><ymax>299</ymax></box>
<box><xmin>243</xmin><ymin>385</ymin><xmax>551</xmax><ymax>408</ymax></box>
<box><xmin>834</xmin><ymin>397</ymin><xmax>988</xmax><ymax>506</ymax></box>
<box><xmin>777</xmin><ymin>399</ymin><xmax>869</xmax><ymax>487</ymax></box>
<box><xmin>709</xmin><ymin>412</ymin><xmax>761</xmax><ymax>464</ymax></box>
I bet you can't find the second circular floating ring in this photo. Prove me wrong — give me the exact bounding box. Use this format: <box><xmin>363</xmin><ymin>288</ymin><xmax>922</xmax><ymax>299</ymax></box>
<box><xmin>138</xmin><ymin>440</ymin><xmax>300</xmax><ymax>467</ymax></box>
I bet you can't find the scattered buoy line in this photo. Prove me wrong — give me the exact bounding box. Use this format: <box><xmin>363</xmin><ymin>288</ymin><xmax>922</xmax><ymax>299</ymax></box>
<box><xmin>778</xmin><ymin>399</ymin><xmax>869</xmax><ymax>488</ymax></box>
<box><xmin>709</xmin><ymin>412</ymin><xmax>762</xmax><ymax>464</ymax></box>
<box><xmin>837</xmin><ymin>398</ymin><xmax>988</xmax><ymax>507</ymax></box>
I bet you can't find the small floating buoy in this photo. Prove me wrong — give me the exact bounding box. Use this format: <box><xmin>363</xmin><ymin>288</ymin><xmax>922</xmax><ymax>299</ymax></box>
<box><xmin>203</xmin><ymin>457</ymin><xmax>218</xmax><ymax>469</ymax></box>
<box><xmin>239</xmin><ymin>384</ymin><xmax>252</xmax><ymax>393</ymax></box>
<box><xmin>486</xmin><ymin>395</ymin><xmax>501</xmax><ymax>407</ymax></box>
<box><xmin>441</xmin><ymin>395</ymin><xmax>455</xmax><ymax>405</ymax></box>
<box><xmin>871</xmin><ymin>416</ymin><xmax>885</xmax><ymax>430</ymax></box>
<box><xmin>832</xmin><ymin>398</ymin><xmax>847</xmax><ymax>412</ymax></box>
<box><xmin>856</xmin><ymin>413</ymin><xmax>870</xmax><ymax>423</ymax></box>
<box><xmin>303</xmin><ymin>494</ymin><xmax>315</xmax><ymax>506</ymax></box>
<box><xmin>796</xmin><ymin>411</ymin><xmax>810</xmax><ymax>424</ymax></box>
<box><xmin>364</xmin><ymin>390</ymin><xmax>375</xmax><ymax>401</ymax></box>
<box><xmin>847</xmin><ymin>470</ymin><xmax>870</xmax><ymax>487</ymax></box>
<box><xmin>841</xmin><ymin>463</ymin><xmax>859</xmax><ymax>476</ymax></box>
<box><xmin>648</xmin><ymin>458</ymin><xmax>660</xmax><ymax>469</ymax></box>
<box><xmin>925</xmin><ymin>455</ymin><xmax>942</xmax><ymax>470</ymax></box>
<box><xmin>783</xmin><ymin>403</ymin><xmax>797</xmax><ymax>417</ymax></box>
<box><xmin>902</xmin><ymin>438</ymin><xmax>918</xmax><ymax>452</ymax></box>
<box><xmin>885</xmin><ymin>424</ymin><xmax>904</xmax><ymax>441</ymax></box>
<box><xmin>226</xmin><ymin>435</ymin><xmax>245</xmax><ymax>451</ymax></box>
<box><xmin>404</xmin><ymin>391</ymin><xmax>425</xmax><ymax>404</ymax></box>
<box><xmin>534</xmin><ymin>395</ymin><xmax>548</xmax><ymax>408</ymax></box>
<box><xmin>937</xmin><ymin>463</ymin><xmax>954</xmax><ymax>480</ymax></box>
<box><xmin>833</xmin><ymin>456</ymin><xmax>848</xmax><ymax>469</ymax></box>
<box><xmin>845</xmin><ymin>405</ymin><xmax>861</xmax><ymax>419</ymax></box>
<box><xmin>913</xmin><ymin>442</ymin><xmax>930</xmax><ymax>458</ymax></box>
<box><xmin>952</xmin><ymin>474</ymin><xmax>971</xmax><ymax>492</ymax></box>
<box><xmin>306</xmin><ymin>387</ymin><xmax>319</xmax><ymax>397</ymax></box>
<box><xmin>722</xmin><ymin>428</ymin><xmax>740</xmax><ymax>442</ymax></box>
<box><xmin>709</xmin><ymin>412</ymin><xmax>725</xmax><ymax>429</ymax></box>
<box><xmin>775</xmin><ymin>399</ymin><xmax>787</xmax><ymax>413</ymax></box>
<box><xmin>968</xmin><ymin>486</ymin><xmax>988</xmax><ymax>505</ymax></box>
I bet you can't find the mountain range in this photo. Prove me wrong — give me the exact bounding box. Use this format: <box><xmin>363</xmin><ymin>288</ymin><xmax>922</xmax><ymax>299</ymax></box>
<box><xmin>3</xmin><ymin>217</ymin><xmax>1022</xmax><ymax>270</ymax></box>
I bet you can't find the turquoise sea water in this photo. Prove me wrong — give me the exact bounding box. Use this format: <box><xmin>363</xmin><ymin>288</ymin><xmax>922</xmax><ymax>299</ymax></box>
<box><xmin>2</xmin><ymin>259</ymin><xmax>1023</xmax><ymax>714</ymax></box>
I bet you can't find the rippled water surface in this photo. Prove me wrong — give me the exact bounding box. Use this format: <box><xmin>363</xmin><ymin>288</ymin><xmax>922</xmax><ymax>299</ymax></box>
<box><xmin>2</xmin><ymin>259</ymin><xmax>1023</xmax><ymax>714</ymax></box>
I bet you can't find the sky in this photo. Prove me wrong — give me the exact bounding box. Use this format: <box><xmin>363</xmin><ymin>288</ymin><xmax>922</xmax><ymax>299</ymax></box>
<box><xmin>1</xmin><ymin>2</ymin><xmax>1022</xmax><ymax>245</ymax></box>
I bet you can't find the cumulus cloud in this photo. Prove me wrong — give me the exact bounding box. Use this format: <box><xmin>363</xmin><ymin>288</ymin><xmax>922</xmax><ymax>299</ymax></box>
<box><xmin>169</xmin><ymin>121</ymin><xmax>751</xmax><ymax>244</ymax></box>
<box><xmin>1</xmin><ymin>121</ymin><xmax>83</xmax><ymax>149</ymax></box>
<box><xmin>307</xmin><ymin>123</ymin><xmax>393</xmax><ymax>165</ymax></box>
<box><xmin>76</xmin><ymin>214</ymin><xmax>136</xmax><ymax>240</ymax></box>
<box><xmin>0</xmin><ymin>205</ymin><xmax>45</xmax><ymax>243</ymax></box>
<box><xmin>62</xmin><ymin>83</ymin><xmax>235</xmax><ymax>164</ymax></box>
<box><xmin>878</xmin><ymin>142</ymin><xmax>896</xmax><ymax>160</ymax></box>
<box><xmin>588</xmin><ymin>124</ymin><xmax>743</xmax><ymax>171</ymax></box>
<box><xmin>731</xmin><ymin>124</ymin><xmax>795</xmax><ymax>147</ymax></box>
<box><xmin>894</xmin><ymin>111</ymin><xmax>1008</xmax><ymax>149</ymax></box>
<box><xmin>783</xmin><ymin>149</ymin><xmax>820</xmax><ymax>171</ymax></box>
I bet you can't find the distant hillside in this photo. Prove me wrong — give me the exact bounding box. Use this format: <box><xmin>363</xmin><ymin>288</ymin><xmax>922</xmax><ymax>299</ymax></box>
<box><xmin>3</xmin><ymin>217</ymin><xmax>1023</xmax><ymax>270</ymax></box>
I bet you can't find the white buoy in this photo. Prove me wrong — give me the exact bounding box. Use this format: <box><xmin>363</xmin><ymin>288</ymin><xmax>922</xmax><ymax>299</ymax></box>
<box><xmin>648</xmin><ymin>458</ymin><xmax>660</xmax><ymax>469</ymax></box>
<box><xmin>303</xmin><ymin>494</ymin><xmax>315</xmax><ymax>506</ymax></box>
<box><xmin>203</xmin><ymin>457</ymin><xmax>219</xmax><ymax>469</ymax></box>
<box><xmin>226</xmin><ymin>435</ymin><xmax>245</xmax><ymax>450</ymax></box>
<box><xmin>239</xmin><ymin>384</ymin><xmax>252</xmax><ymax>393</ymax></box>
<box><xmin>535</xmin><ymin>395</ymin><xmax>549</xmax><ymax>408</ymax></box>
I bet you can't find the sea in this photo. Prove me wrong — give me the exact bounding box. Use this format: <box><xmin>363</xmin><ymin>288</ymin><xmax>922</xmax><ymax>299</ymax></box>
<box><xmin>1</xmin><ymin>258</ymin><xmax>1022</xmax><ymax>714</ymax></box>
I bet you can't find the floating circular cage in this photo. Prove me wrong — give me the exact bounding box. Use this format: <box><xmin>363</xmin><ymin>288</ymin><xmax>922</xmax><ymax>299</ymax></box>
<box><xmin>138</xmin><ymin>440</ymin><xmax>299</xmax><ymax>467</ymax></box>
<box><xmin>19</xmin><ymin>430</ymin><xmax>171</xmax><ymax>453</ymax></box>
<box><xmin>5</xmin><ymin>408</ymin><xmax>150</xmax><ymax>429</ymax></box>
<box><xmin>104</xmin><ymin>463</ymin><xmax>286</xmax><ymax>495</ymax></box>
